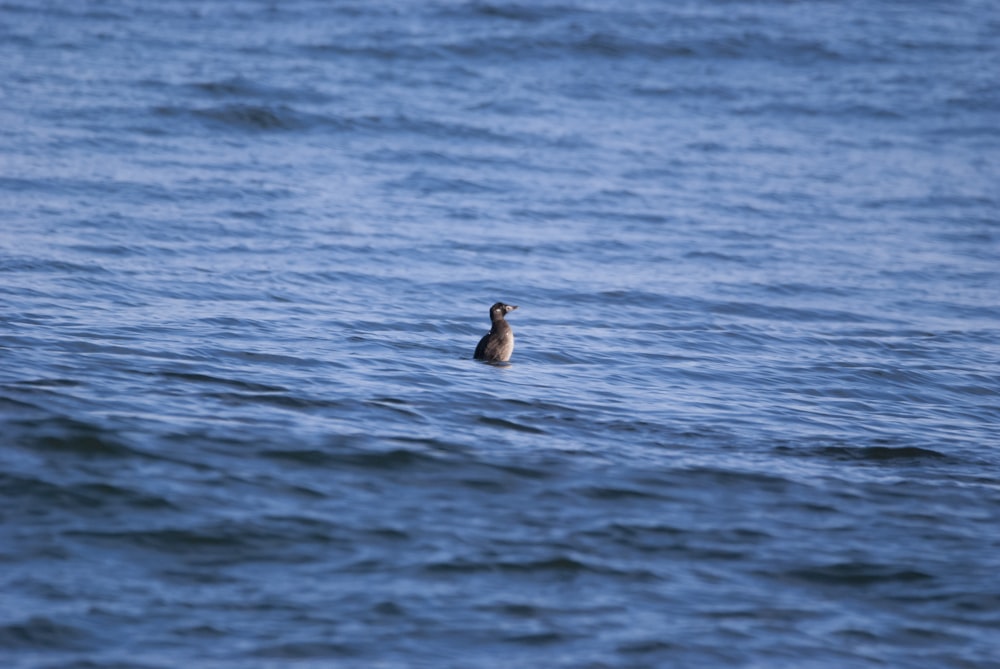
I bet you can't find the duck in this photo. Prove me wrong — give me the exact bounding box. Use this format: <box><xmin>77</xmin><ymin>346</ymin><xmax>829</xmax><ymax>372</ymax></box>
<box><xmin>474</xmin><ymin>302</ymin><xmax>518</xmax><ymax>362</ymax></box>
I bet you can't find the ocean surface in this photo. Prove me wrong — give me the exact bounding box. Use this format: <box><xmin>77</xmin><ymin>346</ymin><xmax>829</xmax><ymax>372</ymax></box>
<box><xmin>2</xmin><ymin>1</ymin><xmax>999</xmax><ymax>667</ymax></box>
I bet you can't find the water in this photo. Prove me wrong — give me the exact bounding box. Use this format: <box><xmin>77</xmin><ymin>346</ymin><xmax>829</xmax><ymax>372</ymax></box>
<box><xmin>2</xmin><ymin>1</ymin><xmax>999</xmax><ymax>667</ymax></box>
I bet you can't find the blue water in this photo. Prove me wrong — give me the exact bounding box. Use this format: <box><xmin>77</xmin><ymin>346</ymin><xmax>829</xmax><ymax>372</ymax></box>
<box><xmin>2</xmin><ymin>1</ymin><xmax>999</xmax><ymax>667</ymax></box>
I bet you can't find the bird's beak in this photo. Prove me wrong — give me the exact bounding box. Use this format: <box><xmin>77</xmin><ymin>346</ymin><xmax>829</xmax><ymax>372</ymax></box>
<box><xmin>506</xmin><ymin>305</ymin><xmax>518</xmax><ymax>312</ymax></box>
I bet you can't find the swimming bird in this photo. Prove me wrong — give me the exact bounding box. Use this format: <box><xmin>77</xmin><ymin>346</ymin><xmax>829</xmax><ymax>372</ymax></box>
<box><xmin>474</xmin><ymin>302</ymin><xmax>518</xmax><ymax>362</ymax></box>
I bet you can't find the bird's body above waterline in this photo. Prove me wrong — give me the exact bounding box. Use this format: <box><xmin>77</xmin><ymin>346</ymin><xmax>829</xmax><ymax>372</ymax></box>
<box><xmin>474</xmin><ymin>302</ymin><xmax>518</xmax><ymax>362</ymax></box>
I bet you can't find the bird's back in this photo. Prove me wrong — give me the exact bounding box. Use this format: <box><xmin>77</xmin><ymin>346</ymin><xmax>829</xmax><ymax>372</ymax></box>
<box><xmin>474</xmin><ymin>321</ymin><xmax>514</xmax><ymax>362</ymax></box>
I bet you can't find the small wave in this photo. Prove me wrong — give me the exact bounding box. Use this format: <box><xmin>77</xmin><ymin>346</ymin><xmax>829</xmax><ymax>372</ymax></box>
<box><xmin>195</xmin><ymin>103</ymin><xmax>310</xmax><ymax>131</ymax></box>
<box><xmin>787</xmin><ymin>561</ymin><xmax>933</xmax><ymax>586</ymax></box>
<box><xmin>632</xmin><ymin>83</ymin><xmax>741</xmax><ymax>101</ymax></box>
<box><xmin>577</xmin><ymin>485</ymin><xmax>672</xmax><ymax>501</ymax></box>
<box><xmin>711</xmin><ymin>300</ymin><xmax>871</xmax><ymax>324</ymax></box>
<box><xmin>70</xmin><ymin>515</ymin><xmax>342</xmax><ymax>563</ymax></box>
<box><xmin>261</xmin><ymin>444</ymin><xmax>444</xmax><ymax>471</ymax></box>
<box><xmin>814</xmin><ymin>445</ymin><xmax>949</xmax><ymax>462</ymax></box>
<box><xmin>259</xmin><ymin>447</ymin><xmax>344</xmax><ymax>467</ymax></box>
<box><xmin>504</xmin><ymin>631</ymin><xmax>571</xmax><ymax>645</ymax></box>
<box><xmin>158</xmin><ymin>370</ymin><xmax>286</xmax><ymax>393</ymax></box>
<box><xmin>477</xmin><ymin>415</ymin><xmax>548</xmax><ymax>435</ymax></box>
<box><xmin>185</xmin><ymin>76</ymin><xmax>332</xmax><ymax>105</ymax></box>
<box><xmin>383</xmin><ymin>171</ymin><xmax>513</xmax><ymax>197</ymax></box>
<box><xmin>355</xmin><ymin>113</ymin><xmax>524</xmax><ymax>144</ymax></box>
<box><xmin>0</xmin><ymin>253</ymin><xmax>111</xmax><ymax>275</ymax></box>
<box><xmin>395</xmin><ymin>23</ymin><xmax>851</xmax><ymax>65</ymax></box>
<box><xmin>6</xmin><ymin>416</ymin><xmax>136</xmax><ymax>459</ymax></box>
<box><xmin>677</xmin><ymin>466</ymin><xmax>796</xmax><ymax>490</ymax></box>
<box><xmin>0</xmin><ymin>615</ymin><xmax>92</xmax><ymax>651</ymax></box>
<box><xmin>251</xmin><ymin>640</ymin><xmax>361</xmax><ymax>659</ymax></box>
<box><xmin>453</xmin><ymin>3</ymin><xmax>569</xmax><ymax>23</ymax></box>
<box><xmin>152</xmin><ymin>103</ymin><xmax>334</xmax><ymax>133</ymax></box>
<box><xmin>735</xmin><ymin>101</ymin><xmax>904</xmax><ymax>120</ymax></box>
<box><xmin>1</xmin><ymin>473</ymin><xmax>175</xmax><ymax>513</ymax></box>
<box><xmin>424</xmin><ymin>554</ymin><xmax>633</xmax><ymax>577</ymax></box>
<box><xmin>683</xmin><ymin>250</ymin><xmax>746</xmax><ymax>263</ymax></box>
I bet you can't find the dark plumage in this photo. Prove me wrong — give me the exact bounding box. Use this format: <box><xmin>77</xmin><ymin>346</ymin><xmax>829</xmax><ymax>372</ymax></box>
<box><xmin>474</xmin><ymin>302</ymin><xmax>518</xmax><ymax>362</ymax></box>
